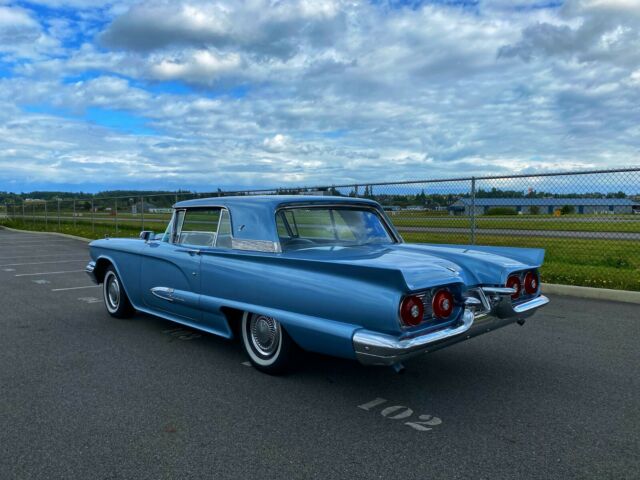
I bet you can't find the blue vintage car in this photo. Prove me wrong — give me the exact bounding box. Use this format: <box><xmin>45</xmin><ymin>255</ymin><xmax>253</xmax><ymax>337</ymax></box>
<box><xmin>86</xmin><ymin>195</ymin><xmax>549</xmax><ymax>374</ymax></box>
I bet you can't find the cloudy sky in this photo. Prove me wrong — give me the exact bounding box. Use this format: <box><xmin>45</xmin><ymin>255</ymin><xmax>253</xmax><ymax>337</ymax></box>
<box><xmin>0</xmin><ymin>0</ymin><xmax>639</xmax><ymax>192</ymax></box>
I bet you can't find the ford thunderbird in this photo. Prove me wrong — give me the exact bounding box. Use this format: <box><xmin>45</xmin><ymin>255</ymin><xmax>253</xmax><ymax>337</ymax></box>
<box><xmin>86</xmin><ymin>195</ymin><xmax>549</xmax><ymax>374</ymax></box>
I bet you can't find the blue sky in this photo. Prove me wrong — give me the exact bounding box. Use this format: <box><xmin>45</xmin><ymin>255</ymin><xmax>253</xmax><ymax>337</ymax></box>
<box><xmin>0</xmin><ymin>0</ymin><xmax>639</xmax><ymax>193</ymax></box>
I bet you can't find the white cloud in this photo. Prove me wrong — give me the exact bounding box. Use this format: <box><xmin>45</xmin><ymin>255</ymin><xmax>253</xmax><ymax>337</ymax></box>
<box><xmin>262</xmin><ymin>134</ymin><xmax>291</xmax><ymax>153</ymax></box>
<box><xmin>149</xmin><ymin>49</ymin><xmax>243</xmax><ymax>84</ymax></box>
<box><xmin>0</xmin><ymin>5</ymin><xmax>60</xmax><ymax>58</ymax></box>
<box><xmin>0</xmin><ymin>0</ymin><xmax>638</xmax><ymax>191</ymax></box>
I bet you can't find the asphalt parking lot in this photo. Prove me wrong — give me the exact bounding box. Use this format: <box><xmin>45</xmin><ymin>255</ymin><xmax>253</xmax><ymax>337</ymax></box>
<box><xmin>1</xmin><ymin>228</ymin><xmax>638</xmax><ymax>480</ymax></box>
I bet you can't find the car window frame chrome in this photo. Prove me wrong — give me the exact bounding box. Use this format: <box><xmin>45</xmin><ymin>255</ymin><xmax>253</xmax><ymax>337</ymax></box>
<box><xmin>171</xmin><ymin>206</ymin><xmax>229</xmax><ymax>248</ymax></box>
<box><xmin>168</xmin><ymin>205</ymin><xmax>281</xmax><ymax>253</ymax></box>
<box><xmin>274</xmin><ymin>203</ymin><xmax>403</xmax><ymax>248</ymax></box>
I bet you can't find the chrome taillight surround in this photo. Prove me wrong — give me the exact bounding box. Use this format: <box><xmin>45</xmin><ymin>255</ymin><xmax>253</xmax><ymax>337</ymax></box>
<box><xmin>399</xmin><ymin>286</ymin><xmax>462</xmax><ymax>330</ymax></box>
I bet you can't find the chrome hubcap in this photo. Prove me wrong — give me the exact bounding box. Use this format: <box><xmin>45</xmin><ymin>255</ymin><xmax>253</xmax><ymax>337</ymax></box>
<box><xmin>250</xmin><ymin>315</ymin><xmax>280</xmax><ymax>356</ymax></box>
<box><xmin>107</xmin><ymin>275</ymin><xmax>120</xmax><ymax>309</ymax></box>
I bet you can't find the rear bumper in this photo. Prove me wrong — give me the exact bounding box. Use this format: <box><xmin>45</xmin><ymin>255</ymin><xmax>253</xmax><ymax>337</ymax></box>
<box><xmin>85</xmin><ymin>261</ymin><xmax>98</xmax><ymax>284</ymax></box>
<box><xmin>353</xmin><ymin>295</ymin><xmax>549</xmax><ymax>366</ymax></box>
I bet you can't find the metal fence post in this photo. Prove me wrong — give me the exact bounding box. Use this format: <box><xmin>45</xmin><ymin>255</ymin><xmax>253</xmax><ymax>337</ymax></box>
<box><xmin>32</xmin><ymin>203</ymin><xmax>35</xmax><ymax>227</ymax></box>
<box><xmin>115</xmin><ymin>198</ymin><xmax>118</xmax><ymax>234</ymax></box>
<box><xmin>22</xmin><ymin>202</ymin><xmax>25</xmax><ymax>223</ymax></box>
<box><xmin>44</xmin><ymin>201</ymin><xmax>48</xmax><ymax>229</ymax></box>
<box><xmin>91</xmin><ymin>199</ymin><xmax>95</xmax><ymax>233</ymax></box>
<box><xmin>140</xmin><ymin>196</ymin><xmax>145</xmax><ymax>231</ymax></box>
<box><xmin>57</xmin><ymin>199</ymin><xmax>61</xmax><ymax>230</ymax></box>
<box><xmin>73</xmin><ymin>200</ymin><xmax>76</xmax><ymax>227</ymax></box>
<box><xmin>470</xmin><ymin>176</ymin><xmax>476</xmax><ymax>245</ymax></box>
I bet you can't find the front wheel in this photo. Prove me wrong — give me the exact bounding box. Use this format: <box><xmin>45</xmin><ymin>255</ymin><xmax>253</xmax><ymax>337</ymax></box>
<box><xmin>241</xmin><ymin>312</ymin><xmax>296</xmax><ymax>374</ymax></box>
<box><xmin>103</xmin><ymin>266</ymin><xmax>134</xmax><ymax>318</ymax></box>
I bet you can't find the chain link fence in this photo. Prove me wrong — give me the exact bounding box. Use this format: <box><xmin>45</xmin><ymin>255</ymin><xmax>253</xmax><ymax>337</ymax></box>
<box><xmin>2</xmin><ymin>168</ymin><xmax>639</xmax><ymax>291</ymax></box>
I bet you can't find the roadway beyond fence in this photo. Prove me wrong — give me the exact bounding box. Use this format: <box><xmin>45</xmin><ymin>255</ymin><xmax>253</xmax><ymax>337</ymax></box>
<box><xmin>1</xmin><ymin>168</ymin><xmax>639</xmax><ymax>291</ymax></box>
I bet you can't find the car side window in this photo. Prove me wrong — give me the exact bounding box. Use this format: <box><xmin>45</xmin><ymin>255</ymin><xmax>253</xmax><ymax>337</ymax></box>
<box><xmin>215</xmin><ymin>209</ymin><xmax>232</xmax><ymax>248</ymax></box>
<box><xmin>176</xmin><ymin>208</ymin><xmax>221</xmax><ymax>247</ymax></box>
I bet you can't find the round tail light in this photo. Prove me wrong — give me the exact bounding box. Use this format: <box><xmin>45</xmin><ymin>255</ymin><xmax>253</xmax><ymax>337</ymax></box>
<box><xmin>506</xmin><ymin>275</ymin><xmax>522</xmax><ymax>300</ymax></box>
<box><xmin>400</xmin><ymin>295</ymin><xmax>424</xmax><ymax>327</ymax></box>
<box><xmin>432</xmin><ymin>289</ymin><xmax>454</xmax><ymax>319</ymax></box>
<box><xmin>524</xmin><ymin>271</ymin><xmax>539</xmax><ymax>294</ymax></box>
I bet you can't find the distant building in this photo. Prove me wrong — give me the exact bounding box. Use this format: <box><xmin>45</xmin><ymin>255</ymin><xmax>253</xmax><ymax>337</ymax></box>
<box><xmin>131</xmin><ymin>201</ymin><xmax>157</xmax><ymax>214</ymax></box>
<box><xmin>448</xmin><ymin>198</ymin><xmax>640</xmax><ymax>215</ymax></box>
<box><xmin>300</xmin><ymin>190</ymin><xmax>333</xmax><ymax>196</ymax></box>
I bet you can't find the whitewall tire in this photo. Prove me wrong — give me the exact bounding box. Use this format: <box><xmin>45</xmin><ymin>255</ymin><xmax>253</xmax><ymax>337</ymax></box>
<box><xmin>241</xmin><ymin>312</ymin><xmax>296</xmax><ymax>374</ymax></box>
<box><xmin>102</xmin><ymin>266</ymin><xmax>134</xmax><ymax>318</ymax></box>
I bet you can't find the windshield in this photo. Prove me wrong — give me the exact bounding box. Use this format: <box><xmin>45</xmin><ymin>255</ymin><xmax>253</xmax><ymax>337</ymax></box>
<box><xmin>276</xmin><ymin>207</ymin><xmax>395</xmax><ymax>250</ymax></box>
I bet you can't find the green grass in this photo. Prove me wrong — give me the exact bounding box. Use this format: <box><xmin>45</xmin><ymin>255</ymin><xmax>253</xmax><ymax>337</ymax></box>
<box><xmin>2</xmin><ymin>216</ymin><xmax>638</xmax><ymax>292</ymax></box>
<box><xmin>388</xmin><ymin>212</ymin><xmax>640</xmax><ymax>233</ymax></box>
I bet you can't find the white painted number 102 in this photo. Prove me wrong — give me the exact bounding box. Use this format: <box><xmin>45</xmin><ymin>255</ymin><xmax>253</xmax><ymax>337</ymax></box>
<box><xmin>358</xmin><ymin>398</ymin><xmax>442</xmax><ymax>431</ymax></box>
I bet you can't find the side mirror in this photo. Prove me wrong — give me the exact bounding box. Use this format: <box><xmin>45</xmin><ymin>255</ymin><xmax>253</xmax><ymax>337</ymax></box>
<box><xmin>139</xmin><ymin>230</ymin><xmax>154</xmax><ymax>242</ymax></box>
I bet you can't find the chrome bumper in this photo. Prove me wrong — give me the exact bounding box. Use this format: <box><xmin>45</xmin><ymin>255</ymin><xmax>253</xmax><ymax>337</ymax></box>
<box><xmin>85</xmin><ymin>261</ymin><xmax>98</xmax><ymax>284</ymax></box>
<box><xmin>353</xmin><ymin>295</ymin><xmax>549</xmax><ymax>366</ymax></box>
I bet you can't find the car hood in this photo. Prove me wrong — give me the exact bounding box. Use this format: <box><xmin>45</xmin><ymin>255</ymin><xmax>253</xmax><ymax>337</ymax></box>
<box><xmin>282</xmin><ymin>243</ymin><xmax>543</xmax><ymax>291</ymax></box>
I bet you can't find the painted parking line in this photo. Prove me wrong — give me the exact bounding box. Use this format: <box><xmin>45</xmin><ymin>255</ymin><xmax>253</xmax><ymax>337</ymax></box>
<box><xmin>0</xmin><ymin>253</ymin><xmax>86</xmax><ymax>260</ymax></box>
<box><xmin>0</xmin><ymin>259</ymin><xmax>87</xmax><ymax>267</ymax></box>
<box><xmin>0</xmin><ymin>244</ymin><xmax>82</xmax><ymax>249</ymax></box>
<box><xmin>51</xmin><ymin>285</ymin><xmax>100</xmax><ymax>292</ymax></box>
<box><xmin>15</xmin><ymin>270</ymin><xmax>85</xmax><ymax>277</ymax></box>
<box><xmin>78</xmin><ymin>297</ymin><xmax>101</xmax><ymax>304</ymax></box>
<box><xmin>0</xmin><ymin>239</ymin><xmax>80</xmax><ymax>247</ymax></box>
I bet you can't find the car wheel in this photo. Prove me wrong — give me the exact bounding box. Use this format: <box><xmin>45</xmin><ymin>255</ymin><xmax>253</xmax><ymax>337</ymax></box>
<box><xmin>103</xmin><ymin>266</ymin><xmax>134</xmax><ymax>318</ymax></box>
<box><xmin>241</xmin><ymin>312</ymin><xmax>296</xmax><ymax>374</ymax></box>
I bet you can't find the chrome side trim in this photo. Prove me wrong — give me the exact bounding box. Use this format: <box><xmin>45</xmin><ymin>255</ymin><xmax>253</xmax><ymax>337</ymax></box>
<box><xmin>150</xmin><ymin>286</ymin><xmax>185</xmax><ymax>303</ymax></box>
<box><xmin>232</xmin><ymin>239</ymin><xmax>282</xmax><ymax>253</ymax></box>
<box><xmin>353</xmin><ymin>309</ymin><xmax>474</xmax><ymax>366</ymax></box>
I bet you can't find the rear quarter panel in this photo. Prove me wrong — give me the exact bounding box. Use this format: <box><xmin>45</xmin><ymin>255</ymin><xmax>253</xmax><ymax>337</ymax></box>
<box><xmin>199</xmin><ymin>250</ymin><xmax>404</xmax><ymax>359</ymax></box>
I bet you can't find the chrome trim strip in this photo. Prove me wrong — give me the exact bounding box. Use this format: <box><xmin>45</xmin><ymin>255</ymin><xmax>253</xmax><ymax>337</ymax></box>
<box><xmin>150</xmin><ymin>286</ymin><xmax>184</xmax><ymax>303</ymax></box>
<box><xmin>353</xmin><ymin>309</ymin><xmax>474</xmax><ymax>366</ymax></box>
<box><xmin>232</xmin><ymin>239</ymin><xmax>281</xmax><ymax>253</ymax></box>
<box><xmin>513</xmin><ymin>294</ymin><xmax>549</xmax><ymax>313</ymax></box>
<box><xmin>482</xmin><ymin>286</ymin><xmax>517</xmax><ymax>295</ymax></box>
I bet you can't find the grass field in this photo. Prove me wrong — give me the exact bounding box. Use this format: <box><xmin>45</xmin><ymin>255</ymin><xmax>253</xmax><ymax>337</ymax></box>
<box><xmin>389</xmin><ymin>211</ymin><xmax>640</xmax><ymax>233</ymax></box>
<box><xmin>2</xmin><ymin>214</ymin><xmax>638</xmax><ymax>292</ymax></box>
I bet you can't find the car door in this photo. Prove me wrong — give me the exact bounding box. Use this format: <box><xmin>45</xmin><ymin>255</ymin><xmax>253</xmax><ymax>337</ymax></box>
<box><xmin>140</xmin><ymin>208</ymin><xmax>221</xmax><ymax>322</ymax></box>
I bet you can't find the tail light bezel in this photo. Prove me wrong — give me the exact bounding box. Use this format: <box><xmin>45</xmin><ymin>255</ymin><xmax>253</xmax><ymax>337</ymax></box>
<box><xmin>399</xmin><ymin>294</ymin><xmax>425</xmax><ymax>327</ymax></box>
<box><xmin>523</xmin><ymin>270</ymin><xmax>540</xmax><ymax>295</ymax></box>
<box><xmin>506</xmin><ymin>274</ymin><xmax>522</xmax><ymax>300</ymax></box>
<box><xmin>432</xmin><ymin>288</ymin><xmax>455</xmax><ymax>319</ymax></box>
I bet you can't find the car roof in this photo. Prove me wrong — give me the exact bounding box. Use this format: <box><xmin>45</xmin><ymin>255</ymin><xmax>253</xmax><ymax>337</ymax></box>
<box><xmin>173</xmin><ymin>195</ymin><xmax>383</xmax><ymax>244</ymax></box>
<box><xmin>174</xmin><ymin>195</ymin><xmax>379</xmax><ymax>209</ymax></box>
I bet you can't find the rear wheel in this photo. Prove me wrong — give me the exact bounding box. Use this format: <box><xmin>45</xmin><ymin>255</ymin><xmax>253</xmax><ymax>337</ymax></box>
<box><xmin>103</xmin><ymin>266</ymin><xmax>134</xmax><ymax>318</ymax></box>
<box><xmin>241</xmin><ymin>312</ymin><xmax>296</xmax><ymax>374</ymax></box>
